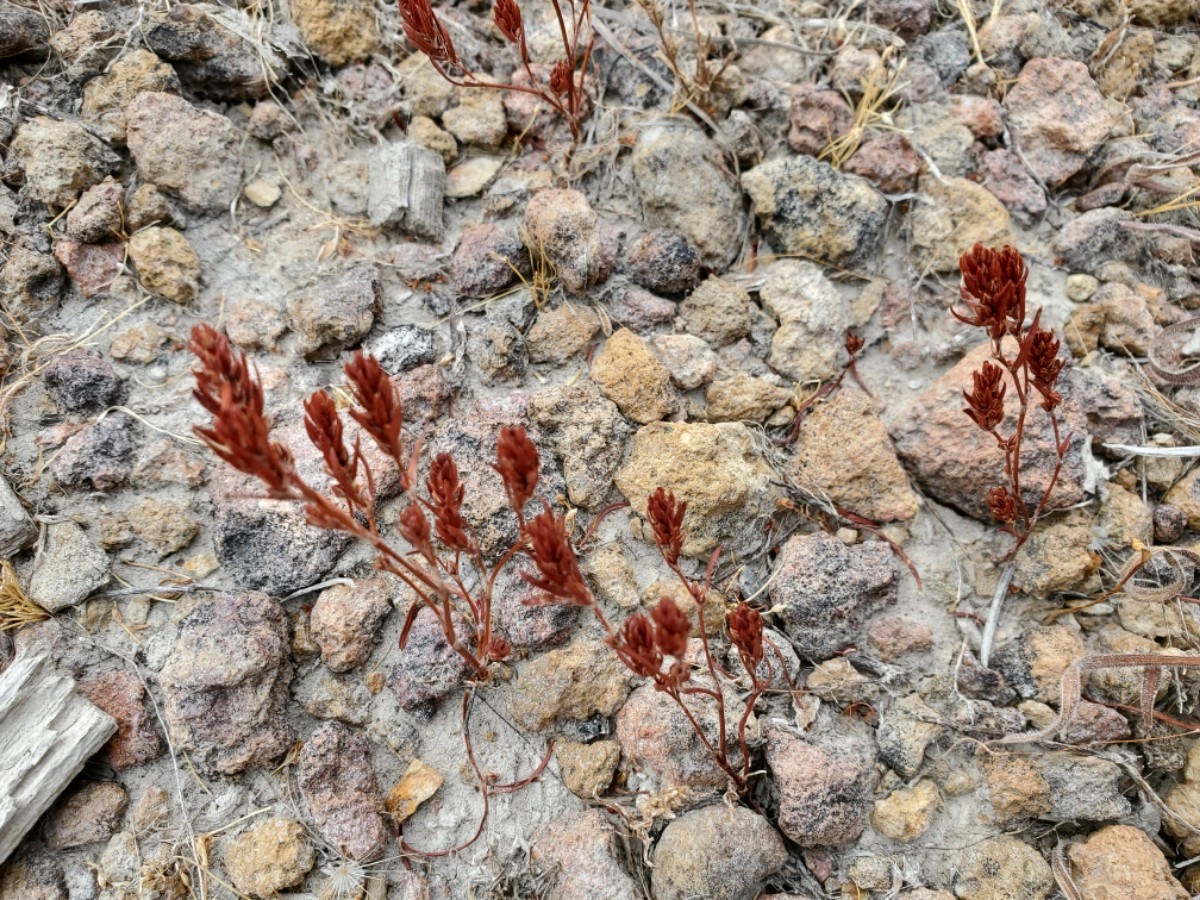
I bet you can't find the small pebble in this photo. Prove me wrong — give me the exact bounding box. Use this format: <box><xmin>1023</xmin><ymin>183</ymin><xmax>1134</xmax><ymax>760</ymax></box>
<box><xmin>243</xmin><ymin>178</ymin><xmax>281</xmax><ymax>207</ymax></box>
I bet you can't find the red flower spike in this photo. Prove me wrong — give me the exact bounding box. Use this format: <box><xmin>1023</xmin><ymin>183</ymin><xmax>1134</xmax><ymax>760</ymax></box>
<box><xmin>612</xmin><ymin>613</ymin><xmax>662</xmax><ymax>679</ymax></box>
<box><xmin>646</xmin><ymin>488</ymin><xmax>686</xmax><ymax>566</ymax></box>
<box><xmin>427</xmin><ymin>453</ymin><xmax>473</xmax><ymax>552</ymax></box>
<box><xmin>303</xmin><ymin>389</ymin><xmax>363</xmax><ymax>509</ymax></box>
<box><xmin>398</xmin><ymin>503</ymin><xmax>436</xmax><ymax>564</ymax></box>
<box><xmin>493</xmin><ymin>0</ymin><xmax>523</xmax><ymax>46</ymax></box>
<box><xmin>493</xmin><ymin>426</ymin><xmax>540</xmax><ymax>517</ymax></box>
<box><xmin>728</xmin><ymin>603</ymin><xmax>764</xmax><ymax>668</ymax></box>
<box><xmin>399</xmin><ymin>0</ymin><xmax>459</xmax><ymax>64</ymax></box>
<box><xmin>954</xmin><ymin>244</ymin><xmax>1028</xmax><ymax>341</ymax></box>
<box><xmin>344</xmin><ymin>352</ymin><xmax>406</xmax><ymax>472</ymax></box>
<box><xmin>651</xmin><ymin>595</ymin><xmax>690</xmax><ymax>659</ymax></box>
<box><xmin>523</xmin><ymin>507</ymin><xmax>592</xmax><ymax>606</ymax></box>
<box><xmin>190</xmin><ymin>323</ymin><xmax>295</xmax><ymax>498</ymax></box>
<box><xmin>963</xmin><ymin>361</ymin><xmax>1007</xmax><ymax>433</ymax></box>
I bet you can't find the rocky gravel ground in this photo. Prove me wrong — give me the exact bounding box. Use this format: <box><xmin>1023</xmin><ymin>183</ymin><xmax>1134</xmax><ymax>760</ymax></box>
<box><xmin>4</xmin><ymin>0</ymin><xmax>1200</xmax><ymax>897</ymax></box>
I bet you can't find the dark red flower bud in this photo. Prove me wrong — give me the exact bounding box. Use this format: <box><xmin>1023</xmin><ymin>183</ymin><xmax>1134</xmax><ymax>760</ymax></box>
<box><xmin>523</xmin><ymin>507</ymin><xmax>591</xmax><ymax>606</ymax></box>
<box><xmin>612</xmin><ymin>612</ymin><xmax>662</xmax><ymax>679</ymax></box>
<box><xmin>647</xmin><ymin>488</ymin><xmax>686</xmax><ymax>566</ymax></box>
<box><xmin>398</xmin><ymin>503</ymin><xmax>435</xmax><ymax>564</ymax></box>
<box><xmin>399</xmin><ymin>0</ymin><xmax>459</xmax><ymax>64</ymax></box>
<box><xmin>427</xmin><ymin>453</ymin><xmax>473</xmax><ymax>552</ymax></box>
<box><xmin>986</xmin><ymin>485</ymin><xmax>1019</xmax><ymax>525</ymax></box>
<box><xmin>651</xmin><ymin>595</ymin><xmax>690</xmax><ymax>659</ymax></box>
<box><xmin>494</xmin><ymin>426</ymin><xmax>539</xmax><ymax>517</ymax></box>
<box><xmin>549</xmin><ymin>60</ymin><xmax>573</xmax><ymax>96</ymax></box>
<box><xmin>728</xmin><ymin>602</ymin><xmax>764</xmax><ymax>668</ymax></box>
<box><xmin>954</xmin><ymin>244</ymin><xmax>1028</xmax><ymax>341</ymax></box>
<box><xmin>493</xmin><ymin>0</ymin><xmax>523</xmax><ymax>45</ymax></box>
<box><xmin>963</xmin><ymin>360</ymin><xmax>1007</xmax><ymax>433</ymax></box>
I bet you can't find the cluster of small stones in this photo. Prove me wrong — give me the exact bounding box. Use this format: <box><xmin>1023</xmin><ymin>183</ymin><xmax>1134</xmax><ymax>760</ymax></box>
<box><xmin>3</xmin><ymin>0</ymin><xmax>1200</xmax><ymax>897</ymax></box>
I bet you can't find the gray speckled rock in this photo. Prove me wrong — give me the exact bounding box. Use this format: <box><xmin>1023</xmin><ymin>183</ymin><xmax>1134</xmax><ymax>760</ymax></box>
<box><xmin>768</xmin><ymin>531</ymin><xmax>897</xmax><ymax>661</ymax></box>
<box><xmin>285</xmin><ymin>263</ymin><xmax>381</xmax><ymax>357</ymax></box>
<box><xmin>524</xmin><ymin>189</ymin><xmax>601</xmax><ymax>294</ymax></box>
<box><xmin>759</xmin><ymin>259</ymin><xmax>848</xmax><ymax>382</ymax></box>
<box><xmin>766</xmin><ymin>720</ymin><xmax>878</xmax><ymax>847</ymax></box>
<box><xmin>159</xmin><ymin>591</ymin><xmax>292</xmax><ymax>775</ymax></box>
<box><xmin>742</xmin><ymin>155</ymin><xmax>887</xmax><ymax>268</ymax></box>
<box><xmin>532</xmin><ymin>809</ymin><xmax>642</xmax><ymax>900</ymax></box>
<box><xmin>1004</xmin><ymin>57</ymin><xmax>1119</xmax><ymax>185</ymax></box>
<box><xmin>632</xmin><ymin>122</ymin><xmax>746</xmax><ymax>271</ymax></box>
<box><xmin>6</xmin><ymin>117</ymin><xmax>119</xmax><ymax>209</ymax></box>
<box><xmin>125</xmin><ymin>92</ymin><xmax>241</xmax><ymax>214</ymax></box>
<box><xmin>652</xmin><ymin>805</ymin><xmax>787</xmax><ymax>900</ymax></box>
<box><xmin>387</xmin><ymin>606</ymin><xmax>473</xmax><ymax>718</ymax></box>
<box><xmin>298</xmin><ymin>722</ymin><xmax>388</xmax><ymax>861</ymax></box>
<box><xmin>0</xmin><ymin>474</ymin><xmax>36</xmax><ymax>559</ymax></box>
<box><xmin>27</xmin><ymin>522</ymin><xmax>110</xmax><ymax>613</ymax></box>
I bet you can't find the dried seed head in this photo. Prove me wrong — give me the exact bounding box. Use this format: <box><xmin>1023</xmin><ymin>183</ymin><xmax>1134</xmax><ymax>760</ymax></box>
<box><xmin>427</xmin><ymin>453</ymin><xmax>473</xmax><ymax>552</ymax></box>
<box><xmin>190</xmin><ymin>323</ymin><xmax>295</xmax><ymax>497</ymax></box>
<box><xmin>523</xmin><ymin>507</ymin><xmax>591</xmax><ymax>606</ymax></box>
<box><xmin>963</xmin><ymin>360</ymin><xmax>1007</xmax><ymax>433</ymax></box>
<box><xmin>549</xmin><ymin>60</ymin><xmax>573</xmax><ymax>96</ymax></box>
<box><xmin>344</xmin><ymin>352</ymin><xmax>406</xmax><ymax>477</ymax></box>
<box><xmin>647</xmin><ymin>488</ymin><xmax>686</xmax><ymax>566</ymax></box>
<box><xmin>955</xmin><ymin>244</ymin><xmax>1028</xmax><ymax>341</ymax></box>
<box><xmin>728</xmin><ymin>602</ymin><xmax>764</xmax><ymax>668</ymax></box>
<box><xmin>613</xmin><ymin>612</ymin><xmax>663</xmax><ymax>679</ymax></box>
<box><xmin>493</xmin><ymin>426</ymin><xmax>539</xmax><ymax>516</ymax></box>
<box><xmin>650</xmin><ymin>595</ymin><xmax>690</xmax><ymax>659</ymax></box>
<box><xmin>399</xmin><ymin>0</ymin><xmax>459</xmax><ymax>64</ymax></box>
<box><xmin>303</xmin><ymin>389</ymin><xmax>363</xmax><ymax>509</ymax></box>
<box><xmin>492</xmin><ymin>0</ymin><xmax>523</xmax><ymax>45</ymax></box>
<box><xmin>986</xmin><ymin>485</ymin><xmax>1019</xmax><ymax>525</ymax></box>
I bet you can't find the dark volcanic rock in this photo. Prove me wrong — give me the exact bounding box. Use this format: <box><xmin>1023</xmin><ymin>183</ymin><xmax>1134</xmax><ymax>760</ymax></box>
<box><xmin>44</xmin><ymin>348</ymin><xmax>123</xmax><ymax>412</ymax></box>
<box><xmin>768</xmin><ymin>531</ymin><xmax>897</xmax><ymax>661</ymax></box>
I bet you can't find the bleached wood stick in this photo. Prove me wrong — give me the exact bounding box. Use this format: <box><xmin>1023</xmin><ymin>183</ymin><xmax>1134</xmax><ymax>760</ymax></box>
<box><xmin>0</xmin><ymin>653</ymin><xmax>117</xmax><ymax>865</ymax></box>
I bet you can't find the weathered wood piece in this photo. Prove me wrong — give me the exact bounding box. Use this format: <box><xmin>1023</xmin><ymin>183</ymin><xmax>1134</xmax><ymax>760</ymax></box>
<box><xmin>0</xmin><ymin>653</ymin><xmax>117</xmax><ymax>865</ymax></box>
<box><xmin>367</xmin><ymin>141</ymin><xmax>445</xmax><ymax>241</ymax></box>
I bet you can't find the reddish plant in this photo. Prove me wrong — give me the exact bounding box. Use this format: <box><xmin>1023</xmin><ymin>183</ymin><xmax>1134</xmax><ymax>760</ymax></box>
<box><xmin>191</xmin><ymin>323</ymin><xmax>578</xmax><ymax>853</ymax></box>
<box><xmin>398</xmin><ymin>0</ymin><xmax>592</xmax><ymax>141</ymax></box>
<box><xmin>955</xmin><ymin>244</ymin><xmax>1069</xmax><ymax>552</ymax></box>
<box><xmin>954</xmin><ymin>244</ymin><xmax>1070</xmax><ymax>664</ymax></box>
<box><xmin>191</xmin><ymin>324</ymin><xmax>783</xmax><ymax>835</ymax></box>
<box><xmin>191</xmin><ymin>323</ymin><xmax>565</xmax><ymax>682</ymax></box>
<box><xmin>599</xmin><ymin>488</ymin><xmax>787</xmax><ymax>797</ymax></box>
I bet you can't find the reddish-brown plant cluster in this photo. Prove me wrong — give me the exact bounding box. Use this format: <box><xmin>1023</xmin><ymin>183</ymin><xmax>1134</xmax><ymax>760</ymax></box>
<box><xmin>190</xmin><ymin>322</ymin><xmax>582</xmax><ymax>681</ymax></box>
<box><xmin>602</xmin><ymin>487</ymin><xmax>782</xmax><ymax>795</ymax></box>
<box><xmin>191</xmin><ymin>326</ymin><xmax>786</xmax><ymax>828</ymax></box>
<box><xmin>398</xmin><ymin>0</ymin><xmax>592</xmax><ymax>141</ymax></box>
<box><xmin>955</xmin><ymin>243</ymin><xmax>1070</xmax><ymax>550</ymax></box>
